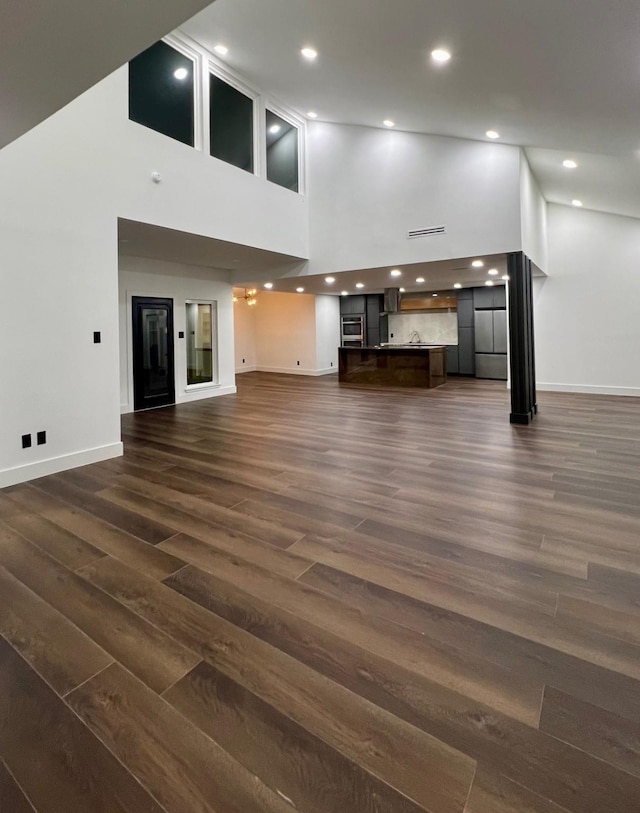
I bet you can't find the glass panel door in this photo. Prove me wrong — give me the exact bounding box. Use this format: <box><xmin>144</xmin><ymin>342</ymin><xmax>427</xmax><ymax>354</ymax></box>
<box><xmin>186</xmin><ymin>302</ymin><xmax>213</xmax><ymax>385</ymax></box>
<box><xmin>132</xmin><ymin>297</ymin><xmax>175</xmax><ymax>411</ymax></box>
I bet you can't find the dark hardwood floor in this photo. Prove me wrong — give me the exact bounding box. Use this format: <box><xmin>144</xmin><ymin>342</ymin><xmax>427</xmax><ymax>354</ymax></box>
<box><xmin>1</xmin><ymin>372</ymin><xmax>640</xmax><ymax>812</ymax></box>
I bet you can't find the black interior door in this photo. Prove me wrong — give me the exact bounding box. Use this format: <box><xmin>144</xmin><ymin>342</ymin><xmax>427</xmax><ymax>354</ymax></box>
<box><xmin>132</xmin><ymin>297</ymin><xmax>175</xmax><ymax>411</ymax></box>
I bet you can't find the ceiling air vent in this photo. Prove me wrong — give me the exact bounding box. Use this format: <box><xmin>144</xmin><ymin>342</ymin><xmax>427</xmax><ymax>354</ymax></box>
<box><xmin>407</xmin><ymin>225</ymin><xmax>446</xmax><ymax>239</ymax></box>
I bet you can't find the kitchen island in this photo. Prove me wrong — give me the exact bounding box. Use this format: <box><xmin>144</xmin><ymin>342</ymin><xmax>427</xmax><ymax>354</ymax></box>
<box><xmin>338</xmin><ymin>345</ymin><xmax>447</xmax><ymax>388</ymax></box>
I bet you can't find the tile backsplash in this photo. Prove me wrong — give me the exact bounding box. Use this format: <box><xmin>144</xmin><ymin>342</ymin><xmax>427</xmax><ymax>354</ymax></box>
<box><xmin>388</xmin><ymin>311</ymin><xmax>458</xmax><ymax>345</ymax></box>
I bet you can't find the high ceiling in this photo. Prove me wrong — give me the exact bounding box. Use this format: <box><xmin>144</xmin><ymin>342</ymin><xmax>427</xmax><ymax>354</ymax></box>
<box><xmin>0</xmin><ymin>0</ymin><xmax>213</xmax><ymax>149</ymax></box>
<box><xmin>182</xmin><ymin>0</ymin><xmax>640</xmax><ymax>219</ymax></box>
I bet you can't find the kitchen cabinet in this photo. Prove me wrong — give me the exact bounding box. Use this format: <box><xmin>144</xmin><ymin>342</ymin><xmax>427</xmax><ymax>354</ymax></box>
<box><xmin>446</xmin><ymin>345</ymin><xmax>459</xmax><ymax>374</ymax></box>
<box><xmin>473</xmin><ymin>286</ymin><xmax>506</xmax><ymax>310</ymax></box>
<box><xmin>400</xmin><ymin>294</ymin><xmax>457</xmax><ymax>311</ymax></box>
<box><xmin>457</xmin><ymin>296</ymin><xmax>474</xmax><ymax>328</ymax></box>
<box><xmin>339</xmin><ymin>295</ymin><xmax>365</xmax><ymax>316</ymax></box>
<box><xmin>458</xmin><ymin>327</ymin><xmax>475</xmax><ymax>374</ymax></box>
<box><xmin>456</xmin><ymin>290</ymin><xmax>475</xmax><ymax>375</ymax></box>
<box><xmin>366</xmin><ymin>294</ymin><xmax>383</xmax><ymax>347</ymax></box>
<box><xmin>341</xmin><ymin>294</ymin><xmax>386</xmax><ymax>345</ymax></box>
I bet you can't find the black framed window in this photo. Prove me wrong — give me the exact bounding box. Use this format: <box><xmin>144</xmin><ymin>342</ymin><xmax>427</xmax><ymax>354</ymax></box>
<box><xmin>266</xmin><ymin>110</ymin><xmax>299</xmax><ymax>192</ymax></box>
<box><xmin>210</xmin><ymin>75</ymin><xmax>254</xmax><ymax>173</ymax></box>
<box><xmin>129</xmin><ymin>41</ymin><xmax>194</xmax><ymax>147</ymax></box>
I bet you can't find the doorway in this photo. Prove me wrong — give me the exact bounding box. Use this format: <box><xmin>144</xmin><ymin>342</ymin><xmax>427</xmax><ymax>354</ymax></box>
<box><xmin>132</xmin><ymin>296</ymin><xmax>175</xmax><ymax>411</ymax></box>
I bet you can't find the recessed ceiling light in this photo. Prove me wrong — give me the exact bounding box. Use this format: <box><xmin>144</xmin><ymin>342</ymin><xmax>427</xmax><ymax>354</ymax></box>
<box><xmin>296</xmin><ymin>287</ymin><xmax>305</xmax><ymax>293</ymax></box>
<box><xmin>341</xmin><ymin>291</ymin><xmax>348</xmax><ymax>296</ymax></box>
<box><xmin>269</xmin><ymin>124</ymin><xmax>281</xmax><ymax>135</ymax></box>
<box><xmin>485</xmin><ymin>280</ymin><xmax>494</xmax><ymax>287</ymax></box>
<box><xmin>355</xmin><ymin>282</ymin><xmax>364</xmax><ymax>288</ymax></box>
<box><xmin>263</xmin><ymin>282</ymin><xmax>273</xmax><ymax>289</ymax></box>
<box><xmin>502</xmin><ymin>275</ymin><xmax>510</xmax><ymax>281</ymax></box>
<box><xmin>432</xmin><ymin>293</ymin><xmax>439</xmax><ymax>297</ymax></box>
<box><xmin>486</xmin><ymin>130</ymin><xmax>500</xmax><ymax>139</ymax></box>
<box><xmin>307</xmin><ymin>111</ymin><xmax>318</xmax><ymax>119</ymax></box>
<box><xmin>416</xmin><ymin>277</ymin><xmax>425</xmax><ymax>283</ymax></box>
<box><xmin>325</xmin><ymin>276</ymin><xmax>335</xmax><ymax>284</ymax></box>
<box><xmin>301</xmin><ymin>47</ymin><xmax>318</xmax><ymax>61</ymax></box>
<box><xmin>214</xmin><ymin>44</ymin><xmax>228</xmax><ymax>56</ymax></box>
<box><xmin>563</xmin><ymin>159</ymin><xmax>578</xmax><ymax>169</ymax></box>
<box><xmin>453</xmin><ymin>283</ymin><xmax>462</xmax><ymax>289</ymax></box>
<box><xmin>488</xmin><ymin>268</ymin><xmax>499</xmax><ymax>276</ymax></box>
<box><xmin>173</xmin><ymin>67</ymin><xmax>189</xmax><ymax>80</ymax></box>
<box><xmin>399</xmin><ymin>287</ymin><xmax>406</xmax><ymax>293</ymax></box>
<box><xmin>390</xmin><ymin>269</ymin><xmax>402</xmax><ymax>277</ymax></box>
<box><xmin>572</xmin><ymin>199</ymin><xmax>583</xmax><ymax>207</ymax></box>
<box><xmin>383</xmin><ymin>119</ymin><xmax>395</xmax><ymax>128</ymax></box>
<box><xmin>431</xmin><ymin>48</ymin><xmax>452</xmax><ymax>64</ymax></box>
<box><xmin>472</xmin><ymin>260</ymin><xmax>484</xmax><ymax>268</ymax></box>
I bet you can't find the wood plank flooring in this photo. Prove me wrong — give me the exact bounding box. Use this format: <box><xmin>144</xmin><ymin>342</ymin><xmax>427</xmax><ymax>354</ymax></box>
<box><xmin>1</xmin><ymin>372</ymin><xmax>640</xmax><ymax>812</ymax></box>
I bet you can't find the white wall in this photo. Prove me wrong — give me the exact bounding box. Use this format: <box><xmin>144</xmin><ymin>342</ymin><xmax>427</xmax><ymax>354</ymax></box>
<box><xmin>307</xmin><ymin>123</ymin><xmax>522</xmax><ymax>275</ymax></box>
<box><xmin>315</xmin><ymin>296</ymin><xmax>340</xmax><ymax>372</ymax></box>
<box><xmin>388</xmin><ymin>312</ymin><xmax>458</xmax><ymax>346</ymax></box>
<box><xmin>0</xmin><ymin>44</ymin><xmax>309</xmax><ymax>486</ymax></box>
<box><xmin>233</xmin><ymin>292</ymin><xmax>339</xmax><ymax>376</ymax></box>
<box><xmin>253</xmin><ymin>292</ymin><xmax>318</xmax><ymax>374</ymax></box>
<box><xmin>234</xmin><ymin>299</ymin><xmax>258</xmax><ymax>373</ymax></box>
<box><xmin>118</xmin><ymin>256</ymin><xmax>236</xmax><ymax>412</ymax></box>
<box><xmin>535</xmin><ymin>204</ymin><xmax>640</xmax><ymax>396</ymax></box>
<box><xmin>520</xmin><ymin>151</ymin><xmax>549</xmax><ymax>272</ymax></box>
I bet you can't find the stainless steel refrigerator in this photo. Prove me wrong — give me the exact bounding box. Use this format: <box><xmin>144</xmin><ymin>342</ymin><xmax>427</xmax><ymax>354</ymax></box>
<box><xmin>474</xmin><ymin>308</ymin><xmax>508</xmax><ymax>380</ymax></box>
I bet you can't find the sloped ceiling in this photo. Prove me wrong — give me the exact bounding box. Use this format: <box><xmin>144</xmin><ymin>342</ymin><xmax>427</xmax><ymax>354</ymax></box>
<box><xmin>184</xmin><ymin>0</ymin><xmax>640</xmax><ymax>219</ymax></box>
<box><xmin>0</xmin><ymin>0</ymin><xmax>214</xmax><ymax>149</ymax></box>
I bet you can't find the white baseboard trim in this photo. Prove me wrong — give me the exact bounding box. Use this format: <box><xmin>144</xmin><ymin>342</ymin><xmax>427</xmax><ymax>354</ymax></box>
<box><xmin>235</xmin><ymin>366</ymin><xmax>258</xmax><ymax>374</ymax></box>
<box><xmin>120</xmin><ymin>385</ymin><xmax>237</xmax><ymax>415</ymax></box>
<box><xmin>255</xmin><ymin>366</ymin><xmax>338</xmax><ymax>377</ymax></box>
<box><xmin>537</xmin><ymin>382</ymin><xmax>640</xmax><ymax>397</ymax></box>
<box><xmin>0</xmin><ymin>442</ymin><xmax>124</xmax><ymax>489</ymax></box>
<box><xmin>177</xmin><ymin>385</ymin><xmax>237</xmax><ymax>405</ymax></box>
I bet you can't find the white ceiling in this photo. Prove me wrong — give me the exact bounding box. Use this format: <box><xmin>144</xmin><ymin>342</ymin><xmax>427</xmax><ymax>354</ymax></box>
<box><xmin>118</xmin><ymin>219</ymin><xmax>306</xmax><ymax>274</ymax></box>
<box><xmin>118</xmin><ymin>221</ymin><xmax>531</xmax><ymax>295</ymax></box>
<box><xmin>242</xmin><ymin>254</ymin><xmax>513</xmax><ymax>297</ymax></box>
<box><xmin>0</xmin><ymin>0</ymin><xmax>212</xmax><ymax>149</ymax></box>
<box><xmin>182</xmin><ymin>0</ymin><xmax>640</xmax><ymax>219</ymax></box>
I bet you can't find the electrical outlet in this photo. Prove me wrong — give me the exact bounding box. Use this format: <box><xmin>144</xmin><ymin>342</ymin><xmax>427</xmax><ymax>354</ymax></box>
<box><xmin>330</xmin><ymin>361</ymin><xmax>333</xmax><ymax>367</ymax></box>
<box><xmin>242</xmin><ymin>358</ymin><xmax>245</xmax><ymax>363</ymax></box>
<box><xmin>21</xmin><ymin>433</ymin><xmax>31</xmax><ymax>449</ymax></box>
<box><xmin>93</xmin><ymin>331</ymin><xmax>101</xmax><ymax>343</ymax></box>
<box><xmin>37</xmin><ymin>430</ymin><xmax>46</xmax><ymax>445</ymax></box>
<box><xmin>297</xmin><ymin>360</ymin><xmax>300</xmax><ymax>366</ymax></box>
<box><xmin>390</xmin><ymin>332</ymin><xmax>394</xmax><ymax>338</ymax></box>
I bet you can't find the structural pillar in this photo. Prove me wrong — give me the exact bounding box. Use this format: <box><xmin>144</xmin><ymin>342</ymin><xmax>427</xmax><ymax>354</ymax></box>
<box><xmin>507</xmin><ymin>251</ymin><xmax>537</xmax><ymax>424</ymax></box>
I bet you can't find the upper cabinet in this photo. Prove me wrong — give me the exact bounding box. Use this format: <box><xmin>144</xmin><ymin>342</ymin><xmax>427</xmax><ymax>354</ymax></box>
<box><xmin>399</xmin><ymin>293</ymin><xmax>457</xmax><ymax>312</ymax></box>
<box><xmin>473</xmin><ymin>286</ymin><xmax>506</xmax><ymax>310</ymax></box>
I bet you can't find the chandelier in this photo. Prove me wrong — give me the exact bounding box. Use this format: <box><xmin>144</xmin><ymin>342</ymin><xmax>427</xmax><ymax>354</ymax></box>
<box><xmin>233</xmin><ymin>288</ymin><xmax>258</xmax><ymax>306</ymax></box>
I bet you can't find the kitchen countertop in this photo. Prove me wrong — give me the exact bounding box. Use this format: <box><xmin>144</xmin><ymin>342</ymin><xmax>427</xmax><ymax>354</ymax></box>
<box><xmin>341</xmin><ymin>344</ymin><xmax>448</xmax><ymax>351</ymax></box>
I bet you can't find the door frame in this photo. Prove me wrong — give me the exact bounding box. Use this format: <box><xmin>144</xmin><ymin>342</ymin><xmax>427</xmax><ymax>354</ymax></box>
<box><xmin>131</xmin><ymin>296</ymin><xmax>176</xmax><ymax>411</ymax></box>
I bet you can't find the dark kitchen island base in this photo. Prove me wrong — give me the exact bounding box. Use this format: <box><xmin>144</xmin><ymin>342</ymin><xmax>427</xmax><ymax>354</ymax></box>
<box><xmin>338</xmin><ymin>345</ymin><xmax>447</xmax><ymax>388</ymax></box>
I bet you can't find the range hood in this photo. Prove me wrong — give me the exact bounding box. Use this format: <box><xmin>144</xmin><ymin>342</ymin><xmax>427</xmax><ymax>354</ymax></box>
<box><xmin>383</xmin><ymin>287</ymin><xmax>401</xmax><ymax>314</ymax></box>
